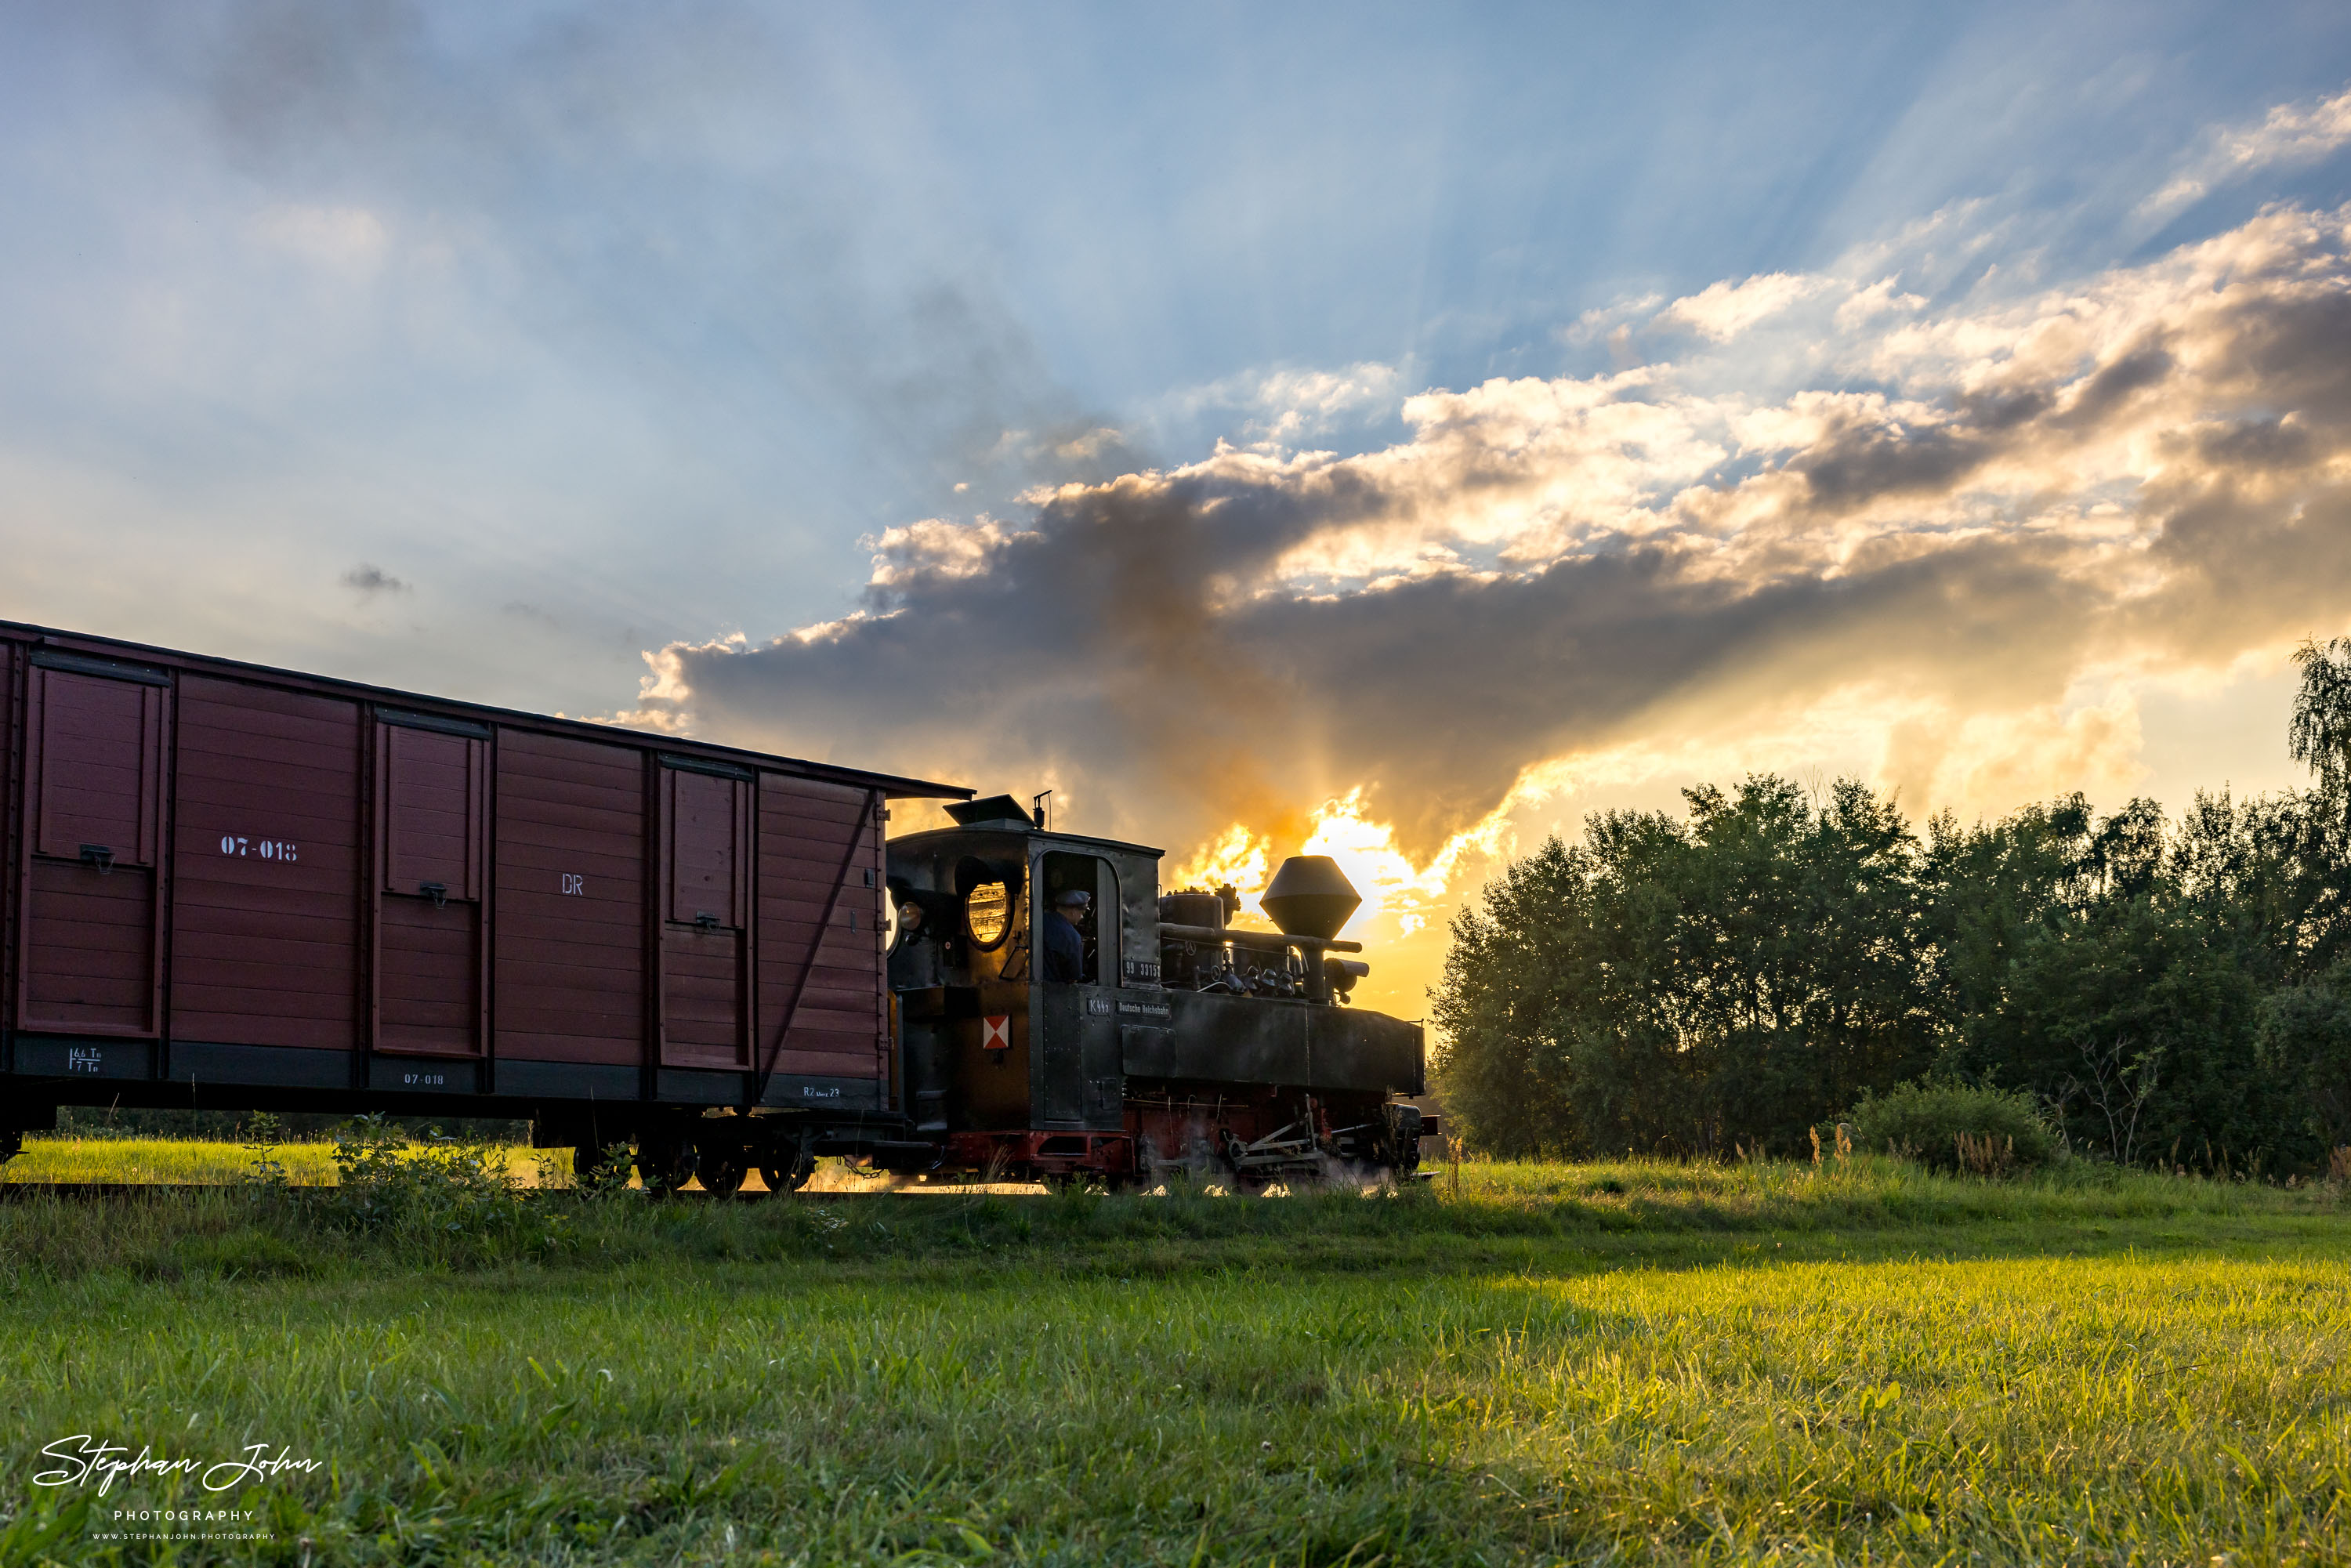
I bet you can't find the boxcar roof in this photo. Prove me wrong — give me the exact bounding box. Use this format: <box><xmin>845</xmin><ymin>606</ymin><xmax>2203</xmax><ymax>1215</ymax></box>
<box><xmin>0</xmin><ymin>619</ymin><xmax>971</xmax><ymax>802</ymax></box>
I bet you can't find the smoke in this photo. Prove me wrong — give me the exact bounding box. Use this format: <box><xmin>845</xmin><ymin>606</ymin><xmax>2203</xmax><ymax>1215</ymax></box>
<box><xmin>632</xmin><ymin>202</ymin><xmax>2351</xmax><ymax>863</ymax></box>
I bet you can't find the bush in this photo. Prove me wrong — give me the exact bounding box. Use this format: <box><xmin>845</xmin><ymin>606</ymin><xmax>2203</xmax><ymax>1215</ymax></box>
<box><xmin>1849</xmin><ymin>1080</ymin><xmax>2061</xmax><ymax>1175</ymax></box>
<box><xmin>317</xmin><ymin>1115</ymin><xmax>563</xmax><ymax>1259</ymax></box>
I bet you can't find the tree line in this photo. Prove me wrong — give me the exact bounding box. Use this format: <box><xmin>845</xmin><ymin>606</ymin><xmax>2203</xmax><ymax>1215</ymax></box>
<box><xmin>1432</xmin><ymin>641</ymin><xmax>2351</xmax><ymax>1173</ymax></box>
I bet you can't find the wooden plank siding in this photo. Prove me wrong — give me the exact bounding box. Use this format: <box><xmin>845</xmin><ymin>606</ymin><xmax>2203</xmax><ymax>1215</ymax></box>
<box><xmin>657</xmin><ymin>766</ymin><xmax>752</xmax><ymax>1070</ymax></box>
<box><xmin>373</xmin><ymin>720</ymin><xmax>489</xmax><ymax>1056</ymax></box>
<box><xmin>0</xmin><ymin>644</ymin><xmax>18</xmax><ymax>1039</ymax></box>
<box><xmin>376</xmin><ymin>897</ymin><xmax>481</xmax><ymax>1052</ymax></box>
<box><xmin>31</xmin><ymin>672</ymin><xmax>165</xmax><ymax>865</ymax></box>
<box><xmin>16</xmin><ymin>664</ymin><xmax>168</xmax><ymax>1036</ymax></box>
<box><xmin>755</xmin><ymin>776</ymin><xmax>886</xmax><ymax>1082</ymax></box>
<box><xmin>0</xmin><ymin>619</ymin><xmax>965</xmax><ymax>1116</ymax></box>
<box><xmin>168</xmin><ymin>676</ymin><xmax>362</xmax><ymax>1051</ymax></box>
<box><xmin>22</xmin><ymin>861</ymin><xmax>155</xmax><ymax>1029</ymax></box>
<box><xmin>493</xmin><ymin>731</ymin><xmax>645</xmax><ymax>1066</ymax></box>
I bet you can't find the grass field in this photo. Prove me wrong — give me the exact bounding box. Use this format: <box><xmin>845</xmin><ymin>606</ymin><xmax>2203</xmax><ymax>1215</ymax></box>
<box><xmin>2</xmin><ymin>1135</ymin><xmax>353</xmax><ymax>1186</ymax></box>
<box><xmin>0</xmin><ymin>1149</ymin><xmax>2343</xmax><ymax>1565</ymax></box>
<box><xmin>0</xmin><ymin>1135</ymin><xmax>913</xmax><ymax>1191</ymax></box>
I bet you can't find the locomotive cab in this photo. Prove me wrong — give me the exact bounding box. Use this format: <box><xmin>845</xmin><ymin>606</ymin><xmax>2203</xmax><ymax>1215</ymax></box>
<box><xmin>886</xmin><ymin>795</ymin><xmax>1428</xmax><ymax>1187</ymax></box>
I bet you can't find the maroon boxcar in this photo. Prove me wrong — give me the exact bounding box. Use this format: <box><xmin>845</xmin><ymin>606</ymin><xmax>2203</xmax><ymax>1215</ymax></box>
<box><xmin>0</xmin><ymin>621</ymin><xmax>966</xmax><ymax>1189</ymax></box>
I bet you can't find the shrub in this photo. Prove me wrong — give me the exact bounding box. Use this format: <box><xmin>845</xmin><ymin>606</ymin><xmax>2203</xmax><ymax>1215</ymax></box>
<box><xmin>321</xmin><ymin>1115</ymin><xmax>561</xmax><ymax>1258</ymax></box>
<box><xmin>239</xmin><ymin>1110</ymin><xmax>294</xmax><ymax>1193</ymax></box>
<box><xmin>1849</xmin><ymin>1080</ymin><xmax>2061</xmax><ymax>1174</ymax></box>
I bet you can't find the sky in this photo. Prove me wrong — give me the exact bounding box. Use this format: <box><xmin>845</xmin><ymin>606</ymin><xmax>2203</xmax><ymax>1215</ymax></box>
<box><xmin>7</xmin><ymin>2</ymin><xmax>2351</xmax><ymax>1015</ymax></box>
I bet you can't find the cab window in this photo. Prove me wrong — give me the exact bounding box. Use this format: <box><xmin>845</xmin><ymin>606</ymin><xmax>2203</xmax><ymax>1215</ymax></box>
<box><xmin>1040</xmin><ymin>852</ymin><xmax>1116</xmax><ymax>985</ymax></box>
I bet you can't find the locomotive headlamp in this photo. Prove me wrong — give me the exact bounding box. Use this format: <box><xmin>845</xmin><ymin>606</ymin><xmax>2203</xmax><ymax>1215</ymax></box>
<box><xmin>884</xmin><ymin>877</ymin><xmax>918</xmax><ymax>953</ymax></box>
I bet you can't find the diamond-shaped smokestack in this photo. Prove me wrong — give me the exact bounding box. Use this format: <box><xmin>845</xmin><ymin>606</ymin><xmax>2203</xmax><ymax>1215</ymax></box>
<box><xmin>1259</xmin><ymin>855</ymin><xmax>1362</xmax><ymax>940</ymax></box>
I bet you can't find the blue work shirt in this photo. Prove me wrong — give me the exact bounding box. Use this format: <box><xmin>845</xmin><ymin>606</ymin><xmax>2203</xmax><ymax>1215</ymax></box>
<box><xmin>1044</xmin><ymin>911</ymin><xmax>1085</xmax><ymax>983</ymax></box>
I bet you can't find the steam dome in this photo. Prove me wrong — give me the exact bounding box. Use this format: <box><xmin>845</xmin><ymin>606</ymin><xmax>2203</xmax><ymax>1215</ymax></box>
<box><xmin>1259</xmin><ymin>855</ymin><xmax>1361</xmax><ymax>940</ymax></box>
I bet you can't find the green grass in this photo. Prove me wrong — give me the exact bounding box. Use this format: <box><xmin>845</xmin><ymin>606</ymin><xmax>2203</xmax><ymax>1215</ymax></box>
<box><xmin>2</xmin><ymin>1135</ymin><xmax>570</xmax><ymax>1188</ymax></box>
<box><xmin>1</xmin><ymin>1135</ymin><xmax>348</xmax><ymax>1186</ymax></box>
<box><xmin>0</xmin><ymin>1154</ymin><xmax>2343</xmax><ymax>1565</ymax></box>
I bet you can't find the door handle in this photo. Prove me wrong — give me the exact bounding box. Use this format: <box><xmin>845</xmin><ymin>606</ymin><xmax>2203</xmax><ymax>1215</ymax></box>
<box><xmin>78</xmin><ymin>844</ymin><xmax>114</xmax><ymax>875</ymax></box>
<box><xmin>420</xmin><ymin>882</ymin><xmax>448</xmax><ymax>908</ymax></box>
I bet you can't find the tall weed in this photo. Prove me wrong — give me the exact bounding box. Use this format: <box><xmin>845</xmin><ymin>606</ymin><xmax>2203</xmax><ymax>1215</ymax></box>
<box><xmin>320</xmin><ymin>1115</ymin><xmax>561</xmax><ymax>1259</ymax></box>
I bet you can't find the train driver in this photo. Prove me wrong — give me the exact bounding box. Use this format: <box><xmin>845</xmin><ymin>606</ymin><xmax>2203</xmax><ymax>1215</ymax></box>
<box><xmin>1045</xmin><ymin>887</ymin><xmax>1090</xmax><ymax>983</ymax></box>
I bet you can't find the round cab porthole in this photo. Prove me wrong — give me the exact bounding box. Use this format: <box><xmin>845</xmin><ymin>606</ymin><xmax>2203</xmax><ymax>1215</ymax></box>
<box><xmin>965</xmin><ymin>881</ymin><xmax>1012</xmax><ymax>948</ymax></box>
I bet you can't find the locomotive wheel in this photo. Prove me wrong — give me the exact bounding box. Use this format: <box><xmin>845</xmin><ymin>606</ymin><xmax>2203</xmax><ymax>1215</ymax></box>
<box><xmin>696</xmin><ymin>1151</ymin><xmax>748</xmax><ymax>1198</ymax></box>
<box><xmin>636</xmin><ymin>1138</ymin><xmax>697</xmax><ymax>1196</ymax></box>
<box><xmin>1378</xmin><ymin>1105</ymin><xmax>1424</xmax><ymax>1176</ymax></box>
<box><xmin>760</xmin><ymin>1146</ymin><xmax>816</xmax><ymax>1193</ymax></box>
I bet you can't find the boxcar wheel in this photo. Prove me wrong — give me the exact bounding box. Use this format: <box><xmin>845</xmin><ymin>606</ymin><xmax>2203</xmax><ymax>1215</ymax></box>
<box><xmin>697</xmin><ymin>1151</ymin><xmax>747</xmax><ymax>1197</ymax></box>
<box><xmin>636</xmin><ymin>1139</ymin><xmax>696</xmax><ymax>1196</ymax></box>
<box><xmin>759</xmin><ymin>1147</ymin><xmax>816</xmax><ymax>1193</ymax></box>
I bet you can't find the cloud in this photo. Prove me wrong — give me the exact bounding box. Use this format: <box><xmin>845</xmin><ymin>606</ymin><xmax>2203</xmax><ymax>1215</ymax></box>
<box><xmin>1834</xmin><ymin>276</ymin><xmax>1928</xmax><ymax>331</ymax></box>
<box><xmin>1654</xmin><ymin>272</ymin><xmax>1828</xmax><ymax>342</ymax></box>
<box><xmin>1158</xmin><ymin>362</ymin><xmax>1407</xmax><ymax>448</ymax></box>
<box><xmin>342</xmin><ymin>563</ymin><xmax>408</xmax><ymax>594</ymax></box>
<box><xmin>2143</xmin><ymin>82</ymin><xmax>2351</xmax><ymax>219</ymax></box>
<box><xmin>254</xmin><ymin>204</ymin><xmax>389</xmax><ymax>271</ymax></box>
<box><xmin>628</xmin><ymin>201</ymin><xmax>2351</xmax><ymax>875</ymax></box>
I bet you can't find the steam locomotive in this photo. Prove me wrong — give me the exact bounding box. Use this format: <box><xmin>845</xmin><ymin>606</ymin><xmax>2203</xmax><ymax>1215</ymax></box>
<box><xmin>882</xmin><ymin>795</ymin><xmax>1428</xmax><ymax>1188</ymax></box>
<box><xmin>0</xmin><ymin>621</ymin><xmax>1429</xmax><ymax>1190</ymax></box>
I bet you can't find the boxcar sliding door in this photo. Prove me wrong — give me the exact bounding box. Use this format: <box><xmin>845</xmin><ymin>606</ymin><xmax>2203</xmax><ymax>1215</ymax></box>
<box><xmin>658</xmin><ymin>759</ymin><xmax>752</xmax><ymax>1069</ymax></box>
<box><xmin>15</xmin><ymin>654</ymin><xmax>168</xmax><ymax>1037</ymax></box>
<box><xmin>373</xmin><ymin>714</ymin><xmax>488</xmax><ymax>1056</ymax></box>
